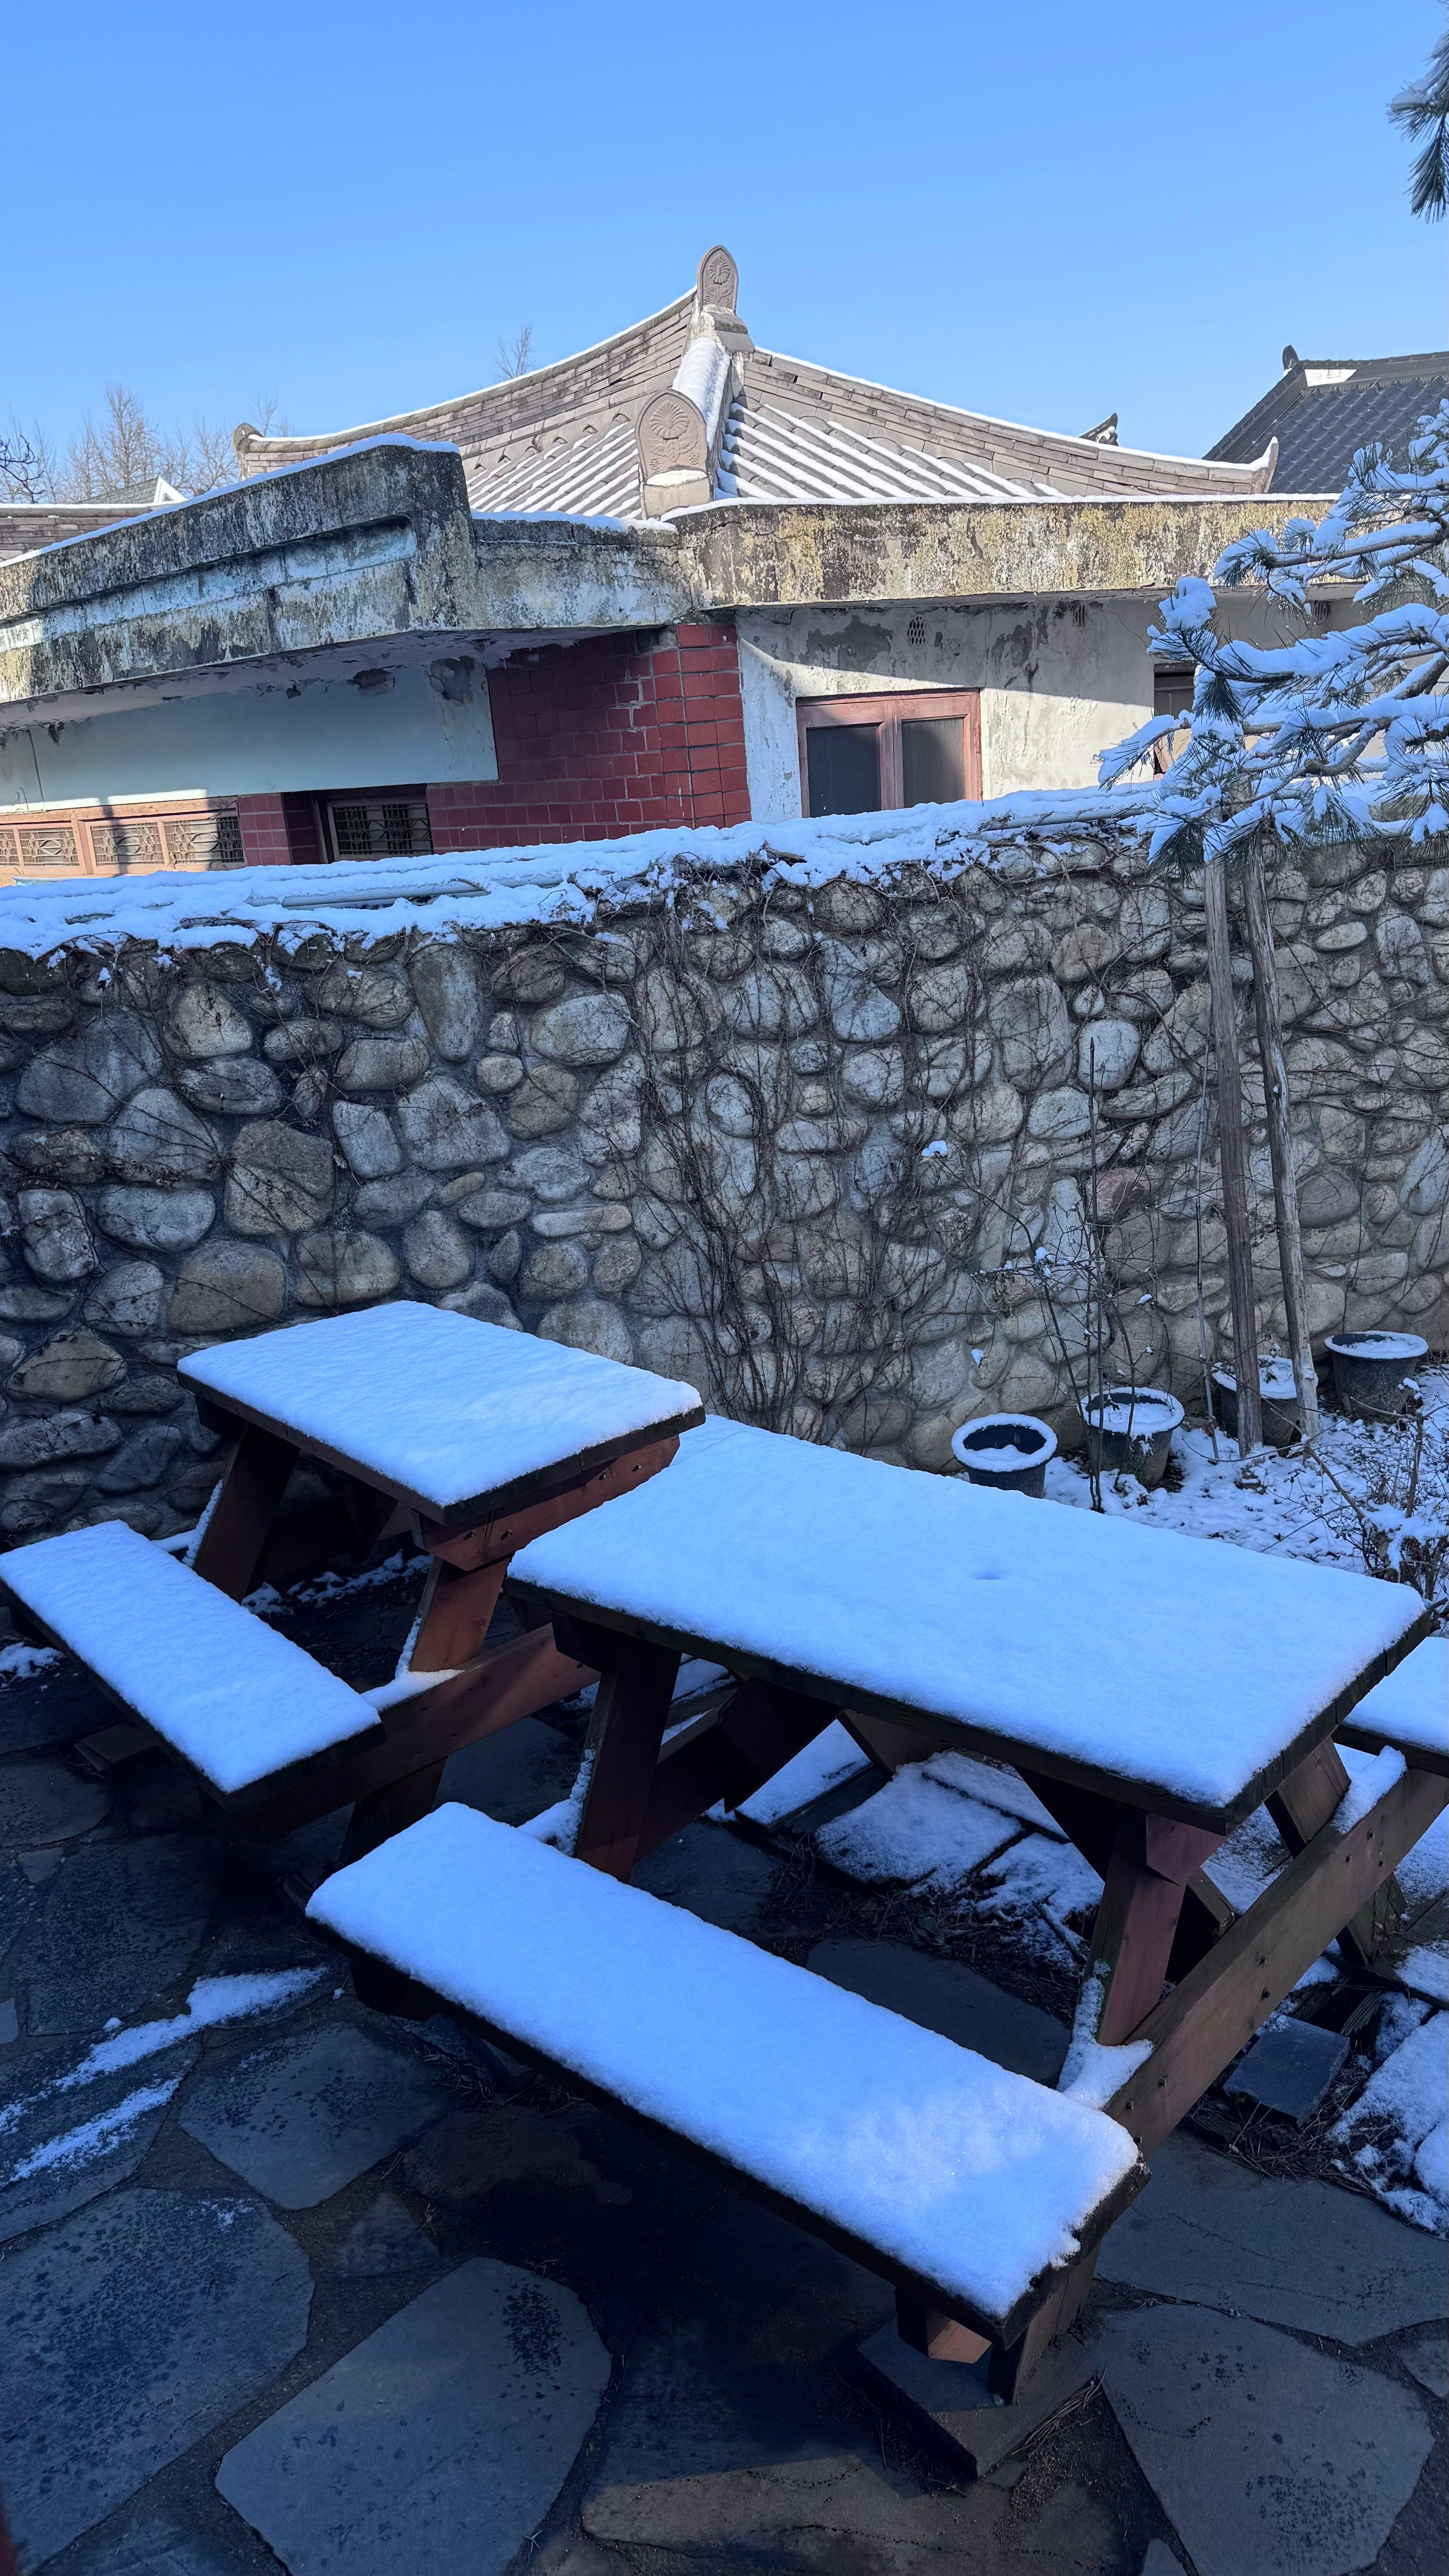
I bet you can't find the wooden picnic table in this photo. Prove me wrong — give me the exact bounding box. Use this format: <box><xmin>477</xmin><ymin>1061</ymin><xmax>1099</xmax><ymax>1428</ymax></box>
<box><xmin>167</xmin><ymin>1302</ymin><xmax>704</xmax><ymax>1851</ymax></box>
<box><xmin>499</xmin><ymin>1414</ymin><xmax>1440</xmax><ymax>2367</ymax></box>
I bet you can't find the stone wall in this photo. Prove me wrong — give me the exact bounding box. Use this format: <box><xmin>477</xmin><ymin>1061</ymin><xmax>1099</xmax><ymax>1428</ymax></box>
<box><xmin>0</xmin><ymin>829</ymin><xmax>1441</xmax><ymax>1547</ymax></box>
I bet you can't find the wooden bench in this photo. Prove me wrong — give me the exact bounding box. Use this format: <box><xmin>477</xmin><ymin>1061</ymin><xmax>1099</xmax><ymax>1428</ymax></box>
<box><xmin>1</xmin><ymin>1306</ymin><xmax>703</xmax><ymax>1848</ymax></box>
<box><xmin>307</xmin><ymin>1801</ymin><xmax>1148</xmax><ymax>2389</ymax></box>
<box><xmin>1335</xmin><ymin>1636</ymin><xmax>1447</xmax><ymax>1774</ymax></box>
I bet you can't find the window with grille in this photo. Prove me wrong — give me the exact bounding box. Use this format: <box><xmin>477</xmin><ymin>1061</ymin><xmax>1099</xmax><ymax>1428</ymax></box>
<box><xmin>797</xmin><ymin>692</ymin><xmax>981</xmax><ymax>818</ymax></box>
<box><xmin>1152</xmin><ymin>666</ymin><xmax>1195</xmax><ymax>773</ymax></box>
<box><xmin>325</xmin><ymin>796</ymin><xmax>433</xmax><ymax>862</ymax></box>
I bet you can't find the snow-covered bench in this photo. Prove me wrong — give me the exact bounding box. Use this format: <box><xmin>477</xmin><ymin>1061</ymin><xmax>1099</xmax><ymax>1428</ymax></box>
<box><xmin>1</xmin><ymin>1307</ymin><xmax>704</xmax><ymax>1845</ymax></box>
<box><xmin>1336</xmin><ymin>1637</ymin><xmax>1447</xmax><ymax>1776</ymax></box>
<box><xmin>0</xmin><ymin>1520</ymin><xmax>384</xmax><ymax>1802</ymax></box>
<box><xmin>308</xmin><ymin>1802</ymin><xmax>1147</xmax><ymax>2383</ymax></box>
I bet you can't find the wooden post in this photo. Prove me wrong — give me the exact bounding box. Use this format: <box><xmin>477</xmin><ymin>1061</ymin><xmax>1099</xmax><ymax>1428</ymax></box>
<box><xmin>1242</xmin><ymin>840</ymin><xmax>1321</xmax><ymax>1443</ymax></box>
<box><xmin>1203</xmin><ymin>860</ymin><xmax>1262</xmax><ymax>1453</ymax></box>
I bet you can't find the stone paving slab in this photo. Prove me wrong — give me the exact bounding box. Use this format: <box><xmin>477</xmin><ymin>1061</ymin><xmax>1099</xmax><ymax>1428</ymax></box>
<box><xmin>1097</xmin><ymin>2131</ymin><xmax>1449</xmax><ymax>2342</ymax></box>
<box><xmin>180</xmin><ymin>2021</ymin><xmax>453</xmax><ymax>2209</ymax></box>
<box><xmin>404</xmin><ymin>2104</ymin><xmax>631</xmax><ymax>2211</ymax></box>
<box><xmin>4</xmin><ymin>1757</ymin><xmax>110</xmax><ymax>1846</ymax></box>
<box><xmin>216</xmin><ymin>2257</ymin><xmax>610</xmax><ymax>2576</ymax></box>
<box><xmin>0</xmin><ymin>1851</ymin><xmax>37</xmax><ymax>1964</ymax></box>
<box><xmin>327</xmin><ymin>2189</ymin><xmax>440</xmax><ymax>2279</ymax></box>
<box><xmin>18</xmin><ymin>1833</ymin><xmax>223</xmax><ymax>2033</ymax></box>
<box><xmin>633</xmin><ymin>1822</ymin><xmax>778</xmax><ymax>1931</ymax></box>
<box><xmin>1140</xmin><ymin>2547</ymin><xmax>1185</xmax><ymax>2575</ymax></box>
<box><xmin>0</xmin><ymin>2031</ymin><xmax>198</xmax><ymax>2245</ymax></box>
<box><xmin>1224</xmin><ymin>2016</ymin><xmax>1350</xmax><ymax>2122</ymax></box>
<box><xmin>1401</xmin><ymin>2329</ymin><xmax>1448</xmax><ymax>2398</ymax></box>
<box><xmin>0</xmin><ymin>1662</ymin><xmax>102</xmax><ymax>1754</ymax></box>
<box><xmin>0</xmin><ymin>2186</ymin><xmax>313</xmax><ymax>2568</ymax></box>
<box><xmin>1095</xmin><ymin>2302</ymin><xmax>1433</xmax><ymax>2576</ymax></box>
<box><xmin>808</xmin><ymin>1937</ymin><xmax>1069</xmax><ymax>2082</ymax></box>
<box><xmin>60</xmin><ymin>2500</ymin><xmax>276</xmax><ymax>2574</ymax></box>
<box><xmin>858</xmin><ymin>2315</ymin><xmax>1094</xmax><ymax>2476</ymax></box>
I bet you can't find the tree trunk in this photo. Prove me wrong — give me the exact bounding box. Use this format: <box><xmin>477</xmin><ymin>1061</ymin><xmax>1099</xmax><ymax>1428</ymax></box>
<box><xmin>1203</xmin><ymin>861</ymin><xmax>1262</xmax><ymax>1454</ymax></box>
<box><xmin>1242</xmin><ymin>841</ymin><xmax>1321</xmax><ymax>1442</ymax></box>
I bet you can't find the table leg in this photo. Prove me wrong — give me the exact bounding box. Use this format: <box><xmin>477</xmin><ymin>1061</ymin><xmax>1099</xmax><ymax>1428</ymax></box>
<box><xmin>634</xmin><ymin>1681</ymin><xmax>840</xmax><ymax>1860</ymax></box>
<box><xmin>191</xmin><ymin>1426</ymin><xmax>299</xmax><ymax>1600</ymax></box>
<box><xmin>406</xmin><ymin>1558</ymin><xmax>509</xmax><ymax>1673</ymax></box>
<box><xmin>340</xmin><ymin>1757</ymin><xmax>448</xmax><ymax>1869</ymax></box>
<box><xmin>574</xmin><ymin>1636</ymin><xmax>682</xmax><ymax>1878</ymax></box>
<box><xmin>1268</xmin><ymin>1738</ymin><xmax>1401</xmax><ymax>1964</ymax></box>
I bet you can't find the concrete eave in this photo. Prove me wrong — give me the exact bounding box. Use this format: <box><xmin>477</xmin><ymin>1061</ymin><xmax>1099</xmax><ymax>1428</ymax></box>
<box><xmin>0</xmin><ymin>437</ymin><xmax>1337</xmax><ymax>723</ymax></box>
<box><xmin>671</xmin><ymin>492</ymin><xmax>1337</xmax><ymax>610</ymax></box>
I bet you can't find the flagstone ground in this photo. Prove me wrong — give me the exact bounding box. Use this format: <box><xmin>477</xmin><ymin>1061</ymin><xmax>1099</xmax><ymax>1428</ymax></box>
<box><xmin>0</xmin><ymin>1550</ymin><xmax>1444</xmax><ymax>2576</ymax></box>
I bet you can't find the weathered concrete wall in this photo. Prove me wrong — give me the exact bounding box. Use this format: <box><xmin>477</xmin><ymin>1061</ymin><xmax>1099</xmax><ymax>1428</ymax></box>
<box><xmin>737</xmin><ymin>594</ymin><xmax>1365</xmax><ymax>810</ymax></box>
<box><xmin>0</xmin><ymin>832</ymin><xmax>1440</xmax><ymax>1547</ymax></box>
<box><xmin>0</xmin><ymin>661</ymin><xmax>499</xmax><ymax>810</ymax></box>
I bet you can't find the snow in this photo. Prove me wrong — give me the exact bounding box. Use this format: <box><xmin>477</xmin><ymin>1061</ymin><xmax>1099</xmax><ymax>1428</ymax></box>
<box><xmin>0</xmin><ymin>1521</ymin><xmax>377</xmax><ymax>1795</ymax></box>
<box><xmin>1058</xmin><ymin>1966</ymin><xmax>1153</xmax><ymax>2109</ymax></box>
<box><xmin>9</xmin><ymin>2078</ymin><xmax>186</xmax><ymax>2182</ymax></box>
<box><xmin>307</xmin><ymin>1802</ymin><xmax>1142</xmax><ymax>2328</ymax></box>
<box><xmin>1212</xmin><ymin>1359</ymin><xmax>1300</xmax><ymax>1398</ymax></box>
<box><xmin>1340</xmin><ymin>1638</ymin><xmax>1448</xmax><ymax>1771</ymax></box>
<box><xmin>0</xmin><ymin>1641</ymin><xmax>61</xmax><ymax>1683</ymax></box>
<box><xmin>817</xmin><ymin>1770</ymin><xmax>1019</xmax><ymax>1892</ymax></box>
<box><xmin>1325</xmin><ymin>1332</ymin><xmax>1429</xmax><ymax>1363</ymax></box>
<box><xmin>732</xmin><ymin>1718</ymin><xmax>870</xmax><ymax>1827</ymax></box>
<box><xmin>1081</xmin><ymin>1389</ymin><xmax>1183</xmax><ymax>1435</ymax></box>
<box><xmin>0</xmin><ymin>1970</ymin><xmax>324</xmax><ymax>2187</ymax></box>
<box><xmin>180</xmin><ymin>1302</ymin><xmax>702</xmax><ymax>1518</ymax></box>
<box><xmin>1399</xmin><ymin>1946</ymin><xmax>1449</xmax><ymax>2006</ymax></box>
<box><xmin>511</xmin><ymin>1415</ymin><xmax>1422</xmax><ymax>1825</ymax></box>
<box><xmin>0</xmin><ymin>788</ymin><xmax>1155</xmax><ymax>961</ymax></box>
<box><xmin>1332</xmin><ymin>2010</ymin><xmax>1449</xmax><ymax>2235</ymax></box>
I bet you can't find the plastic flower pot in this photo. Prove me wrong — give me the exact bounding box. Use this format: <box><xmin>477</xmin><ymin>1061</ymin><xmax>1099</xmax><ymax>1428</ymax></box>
<box><xmin>1324</xmin><ymin>1331</ymin><xmax>1428</xmax><ymax>1421</ymax></box>
<box><xmin>1079</xmin><ymin>1385</ymin><xmax>1184</xmax><ymax>1490</ymax></box>
<box><xmin>1212</xmin><ymin>1357</ymin><xmax>1302</xmax><ymax>1453</ymax></box>
<box><xmin>950</xmin><ymin>1412</ymin><xmax>1058</xmax><ymax>1498</ymax></box>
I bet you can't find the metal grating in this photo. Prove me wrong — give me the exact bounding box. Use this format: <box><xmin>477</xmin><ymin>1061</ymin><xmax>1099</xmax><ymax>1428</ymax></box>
<box><xmin>327</xmin><ymin>797</ymin><xmax>433</xmax><ymax>861</ymax></box>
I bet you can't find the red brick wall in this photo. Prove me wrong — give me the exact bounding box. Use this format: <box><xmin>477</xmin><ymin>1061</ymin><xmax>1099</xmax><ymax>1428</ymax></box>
<box><xmin>426</xmin><ymin>622</ymin><xmax>750</xmax><ymax>851</ymax></box>
<box><xmin>235</xmin><ymin>794</ymin><xmax>292</xmax><ymax>867</ymax></box>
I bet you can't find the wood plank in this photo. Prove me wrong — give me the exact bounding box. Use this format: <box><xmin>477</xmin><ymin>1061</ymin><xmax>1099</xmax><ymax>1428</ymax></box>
<box><xmin>634</xmin><ymin>1683</ymin><xmax>840</xmax><ymax>1862</ymax></box>
<box><xmin>1086</xmin><ymin>1815</ymin><xmax>1190</xmax><ymax>2047</ymax></box>
<box><xmin>420</xmin><ymin>1435</ymin><xmax>680</xmax><ymax>1568</ymax></box>
<box><xmin>518</xmin><ymin>1582</ymin><xmax>1432</xmax><ymax>1834</ymax></box>
<box><xmin>1106</xmin><ymin>1762</ymin><xmax>1448</xmax><ymax>2154</ymax></box>
<box><xmin>990</xmin><ymin>2249</ymin><xmax>1101</xmax><ymax>2401</ymax></box>
<box><xmin>201</xmin><ymin>1625</ymin><xmax>593</xmax><ymax>1842</ymax></box>
<box><xmin>341</xmin><ymin>1757</ymin><xmax>448</xmax><ymax>1868</ymax></box>
<box><xmin>895</xmin><ymin>2295</ymin><xmax>991</xmax><ymax>2366</ymax></box>
<box><xmin>573</xmin><ymin>1635</ymin><xmax>682</xmax><ymax>1878</ymax></box>
<box><xmin>1267</xmin><ymin>1737</ymin><xmax>1398</xmax><ymax>1964</ymax></box>
<box><xmin>406</xmin><ymin>1559</ymin><xmax>508</xmax><ymax>1674</ymax></box>
<box><xmin>193</xmin><ymin>1383</ymin><xmax>702</xmax><ymax>1529</ymax></box>
<box><xmin>190</xmin><ymin>1425</ymin><xmax>299</xmax><ymax>1600</ymax></box>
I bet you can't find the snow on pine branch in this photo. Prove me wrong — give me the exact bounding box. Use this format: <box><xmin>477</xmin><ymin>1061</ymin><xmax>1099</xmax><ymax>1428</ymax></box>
<box><xmin>1100</xmin><ymin>402</ymin><xmax>1449</xmax><ymax>866</ymax></box>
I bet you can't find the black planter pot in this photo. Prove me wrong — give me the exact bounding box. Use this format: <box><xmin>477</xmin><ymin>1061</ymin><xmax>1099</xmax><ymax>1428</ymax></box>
<box><xmin>1324</xmin><ymin>1332</ymin><xmax>1428</xmax><ymax>1420</ymax></box>
<box><xmin>1212</xmin><ymin>1360</ymin><xmax>1302</xmax><ymax>1453</ymax></box>
<box><xmin>951</xmin><ymin>1412</ymin><xmax>1058</xmax><ymax>1498</ymax></box>
<box><xmin>1080</xmin><ymin>1386</ymin><xmax>1184</xmax><ymax>1490</ymax></box>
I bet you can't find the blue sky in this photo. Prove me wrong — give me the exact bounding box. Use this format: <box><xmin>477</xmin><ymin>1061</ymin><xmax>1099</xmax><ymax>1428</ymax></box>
<box><xmin>10</xmin><ymin>0</ymin><xmax>1445</xmax><ymax>469</ymax></box>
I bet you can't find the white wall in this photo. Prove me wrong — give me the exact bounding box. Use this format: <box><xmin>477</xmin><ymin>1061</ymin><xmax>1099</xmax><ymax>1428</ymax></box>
<box><xmin>0</xmin><ymin>660</ymin><xmax>498</xmax><ymax>810</ymax></box>
<box><xmin>736</xmin><ymin>596</ymin><xmax>1313</xmax><ymax>816</ymax></box>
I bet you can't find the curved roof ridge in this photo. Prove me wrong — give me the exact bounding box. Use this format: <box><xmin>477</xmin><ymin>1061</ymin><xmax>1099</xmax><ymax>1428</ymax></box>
<box><xmin>750</xmin><ymin>345</ymin><xmax>1277</xmax><ymax>488</ymax></box>
<box><xmin>233</xmin><ymin>284</ymin><xmax>694</xmax><ymax>472</ymax></box>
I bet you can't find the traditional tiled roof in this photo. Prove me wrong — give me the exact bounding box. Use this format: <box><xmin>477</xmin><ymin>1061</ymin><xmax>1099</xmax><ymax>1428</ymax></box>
<box><xmin>231</xmin><ymin>248</ymin><xmax>1279</xmax><ymax>523</ymax></box>
<box><xmin>1208</xmin><ymin>349</ymin><xmax>1449</xmax><ymax>490</ymax></box>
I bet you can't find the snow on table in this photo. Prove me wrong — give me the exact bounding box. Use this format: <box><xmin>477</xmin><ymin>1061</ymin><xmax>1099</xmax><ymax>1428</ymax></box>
<box><xmin>308</xmin><ymin>1803</ymin><xmax>1142</xmax><ymax>2332</ymax></box>
<box><xmin>180</xmin><ymin>1303</ymin><xmax>702</xmax><ymax>1516</ymax></box>
<box><xmin>511</xmin><ymin>1417</ymin><xmax>1423</xmax><ymax>1826</ymax></box>
<box><xmin>0</xmin><ymin>1521</ymin><xmax>377</xmax><ymax>1795</ymax></box>
<box><xmin>1337</xmin><ymin>1638</ymin><xmax>1448</xmax><ymax>1774</ymax></box>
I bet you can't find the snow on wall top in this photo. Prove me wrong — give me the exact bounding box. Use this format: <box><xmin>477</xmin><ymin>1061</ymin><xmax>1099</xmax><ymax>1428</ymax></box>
<box><xmin>0</xmin><ymin>789</ymin><xmax>1154</xmax><ymax>960</ymax></box>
